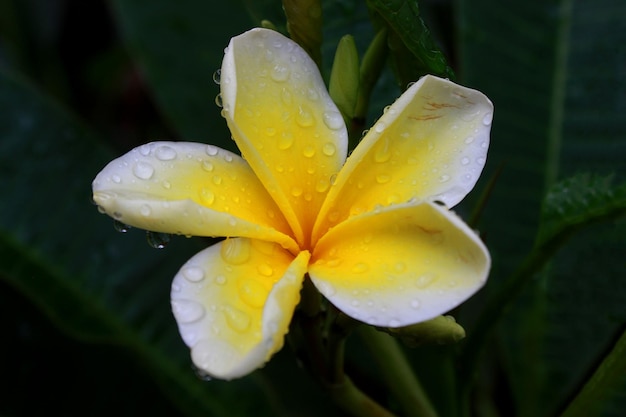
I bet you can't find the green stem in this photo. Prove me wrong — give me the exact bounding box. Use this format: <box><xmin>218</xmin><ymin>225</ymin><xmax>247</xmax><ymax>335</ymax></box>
<box><xmin>360</xmin><ymin>326</ymin><xmax>439</xmax><ymax>417</ymax></box>
<box><xmin>326</xmin><ymin>376</ymin><xmax>398</xmax><ymax>417</ymax></box>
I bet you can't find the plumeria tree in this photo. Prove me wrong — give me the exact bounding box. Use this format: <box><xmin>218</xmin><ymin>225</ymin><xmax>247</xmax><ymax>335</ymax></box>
<box><xmin>1</xmin><ymin>0</ymin><xmax>625</xmax><ymax>416</ymax></box>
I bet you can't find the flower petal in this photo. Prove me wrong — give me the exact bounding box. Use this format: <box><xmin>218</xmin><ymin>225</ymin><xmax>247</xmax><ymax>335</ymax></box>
<box><xmin>313</xmin><ymin>75</ymin><xmax>493</xmax><ymax>243</ymax></box>
<box><xmin>309</xmin><ymin>201</ymin><xmax>489</xmax><ymax>327</ymax></box>
<box><xmin>92</xmin><ymin>141</ymin><xmax>297</xmax><ymax>252</ymax></box>
<box><xmin>171</xmin><ymin>238</ymin><xmax>310</xmax><ymax>380</ymax></box>
<box><xmin>221</xmin><ymin>28</ymin><xmax>348</xmax><ymax>246</ymax></box>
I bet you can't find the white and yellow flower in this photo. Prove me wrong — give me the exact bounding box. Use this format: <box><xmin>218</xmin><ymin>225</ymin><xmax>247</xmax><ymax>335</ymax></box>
<box><xmin>92</xmin><ymin>28</ymin><xmax>493</xmax><ymax>380</ymax></box>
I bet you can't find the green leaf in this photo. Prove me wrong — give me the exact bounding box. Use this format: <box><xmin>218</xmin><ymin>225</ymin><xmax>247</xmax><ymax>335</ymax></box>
<box><xmin>0</xmin><ymin>70</ymin><xmax>276</xmax><ymax>417</ymax></box>
<box><xmin>458</xmin><ymin>0</ymin><xmax>626</xmax><ymax>414</ymax></box>
<box><xmin>282</xmin><ymin>0</ymin><xmax>323</xmax><ymax>68</ymax></box>
<box><xmin>560</xmin><ymin>329</ymin><xmax>626</xmax><ymax>417</ymax></box>
<box><xmin>366</xmin><ymin>0</ymin><xmax>455</xmax><ymax>85</ymax></box>
<box><xmin>108</xmin><ymin>0</ymin><xmax>252</xmax><ymax>149</ymax></box>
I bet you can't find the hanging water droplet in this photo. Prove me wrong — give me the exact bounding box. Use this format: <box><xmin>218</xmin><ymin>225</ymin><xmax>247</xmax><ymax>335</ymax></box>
<box><xmin>156</xmin><ymin>145</ymin><xmax>177</xmax><ymax>161</ymax></box>
<box><xmin>113</xmin><ymin>219</ymin><xmax>130</xmax><ymax>233</ymax></box>
<box><xmin>212</xmin><ymin>69</ymin><xmax>221</xmax><ymax>84</ymax></box>
<box><xmin>146</xmin><ymin>231</ymin><xmax>171</xmax><ymax>249</ymax></box>
<box><xmin>192</xmin><ymin>364</ymin><xmax>213</xmax><ymax>381</ymax></box>
<box><xmin>133</xmin><ymin>162</ymin><xmax>155</xmax><ymax>180</ymax></box>
<box><xmin>214</xmin><ymin>94</ymin><xmax>223</xmax><ymax>108</ymax></box>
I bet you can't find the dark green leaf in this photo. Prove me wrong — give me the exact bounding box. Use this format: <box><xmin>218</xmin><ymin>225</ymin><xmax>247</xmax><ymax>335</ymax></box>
<box><xmin>366</xmin><ymin>0</ymin><xmax>454</xmax><ymax>85</ymax></box>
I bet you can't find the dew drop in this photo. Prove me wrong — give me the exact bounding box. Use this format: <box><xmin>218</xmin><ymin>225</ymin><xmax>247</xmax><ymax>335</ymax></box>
<box><xmin>212</xmin><ymin>175</ymin><xmax>222</xmax><ymax>185</ymax></box>
<box><xmin>461</xmin><ymin>157</ymin><xmax>470</xmax><ymax>165</ymax></box>
<box><xmin>415</xmin><ymin>273</ymin><xmax>437</xmax><ymax>288</ymax></box>
<box><xmin>199</xmin><ymin>188</ymin><xmax>215</xmax><ymax>205</ymax></box>
<box><xmin>322</xmin><ymin>111</ymin><xmax>344</xmax><ymax>130</ymax></box>
<box><xmin>212</xmin><ymin>69</ymin><xmax>221</xmax><ymax>84</ymax></box>
<box><xmin>271</xmin><ymin>64</ymin><xmax>290</xmax><ymax>82</ymax></box>
<box><xmin>140</xmin><ymin>204</ymin><xmax>152</xmax><ymax>217</ymax></box>
<box><xmin>133</xmin><ymin>161</ymin><xmax>155</xmax><ymax>180</ymax></box>
<box><xmin>464</xmin><ymin>136</ymin><xmax>475</xmax><ymax>144</ymax></box>
<box><xmin>238</xmin><ymin>279</ymin><xmax>268</xmax><ymax>308</ymax></box>
<box><xmin>111</xmin><ymin>174</ymin><xmax>121</xmax><ymax>184</ymax></box>
<box><xmin>376</xmin><ymin>174</ymin><xmax>391</xmax><ymax>184</ymax></box>
<box><xmin>215</xmin><ymin>275</ymin><xmax>227</xmax><ymax>285</ymax></box>
<box><xmin>482</xmin><ymin>112</ymin><xmax>493</xmax><ymax>126</ymax></box>
<box><xmin>278</xmin><ymin>133</ymin><xmax>294</xmax><ymax>150</ymax></box>
<box><xmin>322</xmin><ymin>142</ymin><xmax>336</xmax><ymax>156</ymax></box>
<box><xmin>374</xmin><ymin>139</ymin><xmax>391</xmax><ymax>163</ymax></box>
<box><xmin>220</xmin><ymin>238</ymin><xmax>251</xmax><ymax>265</ymax></box>
<box><xmin>113</xmin><ymin>219</ymin><xmax>130</xmax><ymax>233</ymax></box>
<box><xmin>155</xmin><ymin>145</ymin><xmax>177</xmax><ymax>161</ymax></box>
<box><xmin>223</xmin><ymin>305</ymin><xmax>251</xmax><ymax>332</ymax></box>
<box><xmin>315</xmin><ymin>178</ymin><xmax>330</xmax><ymax>193</ymax></box>
<box><xmin>139</xmin><ymin>144</ymin><xmax>151</xmax><ymax>156</ymax></box>
<box><xmin>352</xmin><ymin>263</ymin><xmax>369</xmax><ymax>273</ymax></box>
<box><xmin>296</xmin><ymin>105</ymin><xmax>314</xmax><ymax>127</ymax></box>
<box><xmin>147</xmin><ymin>231</ymin><xmax>171</xmax><ymax>249</ymax></box>
<box><xmin>172</xmin><ymin>299</ymin><xmax>205</xmax><ymax>324</ymax></box>
<box><xmin>182</xmin><ymin>266</ymin><xmax>205</xmax><ymax>283</ymax></box>
<box><xmin>439</xmin><ymin>174</ymin><xmax>451</xmax><ymax>183</ymax></box>
<box><xmin>291</xmin><ymin>186</ymin><xmax>303</xmax><ymax>197</ymax></box>
<box><xmin>265</xmin><ymin>127</ymin><xmax>276</xmax><ymax>137</ymax></box>
<box><xmin>302</xmin><ymin>145</ymin><xmax>316</xmax><ymax>158</ymax></box>
<box><xmin>202</xmin><ymin>160</ymin><xmax>214</xmax><ymax>172</ymax></box>
<box><xmin>214</xmin><ymin>94</ymin><xmax>223</xmax><ymax>108</ymax></box>
<box><xmin>206</xmin><ymin>145</ymin><xmax>219</xmax><ymax>156</ymax></box>
<box><xmin>257</xmin><ymin>263</ymin><xmax>274</xmax><ymax>277</ymax></box>
<box><xmin>162</xmin><ymin>180</ymin><xmax>172</xmax><ymax>189</ymax></box>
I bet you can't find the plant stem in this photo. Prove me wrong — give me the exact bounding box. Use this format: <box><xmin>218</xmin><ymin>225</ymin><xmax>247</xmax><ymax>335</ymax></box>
<box><xmin>359</xmin><ymin>326</ymin><xmax>439</xmax><ymax>417</ymax></box>
<box><xmin>326</xmin><ymin>376</ymin><xmax>398</xmax><ymax>417</ymax></box>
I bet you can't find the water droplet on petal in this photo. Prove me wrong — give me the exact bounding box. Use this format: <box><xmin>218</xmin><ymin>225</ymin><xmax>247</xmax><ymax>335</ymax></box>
<box><xmin>322</xmin><ymin>143</ymin><xmax>336</xmax><ymax>156</ymax></box>
<box><xmin>376</xmin><ymin>174</ymin><xmax>391</xmax><ymax>184</ymax></box>
<box><xmin>155</xmin><ymin>145</ymin><xmax>177</xmax><ymax>161</ymax></box>
<box><xmin>322</xmin><ymin>111</ymin><xmax>344</xmax><ymax>130</ymax></box>
<box><xmin>278</xmin><ymin>132</ymin><xmax>294</xmax><ymax>150</ymax></box>
<box><xmin>139</xmin><ymin>144</ymin><xmax>151</xmax><ymax>156</ymax></box>
<box><xmin>223</xmin><ymin>305</ymin><xmax>251</xmax><ymax>332</ymax></box>
<box><xmin>352</xmin><ymin>263</ymin><xmax>369</xmax><ymax>273</ymax></box>
<box><xmin>133</xmin><ymin>162</ymin><xmax>154</xmax><ymax>180</ymax></box>
<box><xmin>206</xmin><ymin>145</ymin><xmax>219</xmax><ymax>156</ymax></box>
<box><xmin>415</xmin><ymin>273</ymin><xmax>437</xmax><ymax>288</ymax></box>
<box><xmin>215</xmin><ymin>275</ymin><xmax>227</xmax><ymax>285</ymax></box>
<box><xmin>199</xmin><ymin>188</ymin><xmax>215</xmax><ymax>205</ymax></box>
<box><xmin>202</xmin><ymin>160</ymin><xmax>214</xmax><ymax>172</ymax></box>
<box><xmin>410</xmin><ymin>299</ymin><xmax>421</xmax><ymax>309</ymax></box>
<box><xmin>238</xmin><ymin>278</ymin><xmax>268</xmax><ymax>308</ymax></box>
<box><xmin>182</xmin><ymin>266</ymin><xmax>205</xmax><ymax>282</ymax></box>
<box><xmin>302</xmin><ymin>145</ymin><xmax>316</xmax><ymax>158</ymax></box>
<box><xmin>296</xmin><ymin>105</ymin><xmax>314</xmax><ymax>127</ymax></box>
<box><xmin>461</xmin><ymin>157</ymin><xmax>470</xmax><ymax>165</ymax></box>
<box><xmin>214</xmin><ymin>94</ymin><xmax>223</xmax><ymax>108</ymax></box>
<box><xmin>140</xmin><ymin>204</ymin><xmax>152</xmax><ymax>216</ymax></box>
<box><xmin>220</xmin><ymin>238</ymin><xmax>251</xmax><ymax>265</ymax></box>
<box><xmin>172</xmin><ymin>299</ymin><xmax>205</xmax><ymax>324</ymax></box>
<box><xmin>291</xmin><ymin>186</ymin><xmax>303</xmax><ymax>197</ymax></box>
<box><xmin>111</xmin><ymin>174</ymin><xmax>121</xmax><ymax>184</ymax></box>
<box><xmin>464</xmin><ymin>136</ymin><xmax>475</xmax><ymax>144</ymax></box>
<box><xmin>482</xmin><ymin>112</ymin><xmax>493</xmax><ymax>125</ymax></box>
<box><xmin>257</xmin><ymin>263</ymin><xmax>274</xmax><ymax>277</ymax></box>
<box><xmin>271</xmin><ymin>64</ymin><xmax>290</xmax><ymax>82</ymax></box>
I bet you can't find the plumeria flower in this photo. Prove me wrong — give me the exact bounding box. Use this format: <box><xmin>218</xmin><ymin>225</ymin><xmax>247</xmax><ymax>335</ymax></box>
<box><xmin>92</xmin><ymin>28</ymin><xmax>493</xmax><ymax>380</ymax></box>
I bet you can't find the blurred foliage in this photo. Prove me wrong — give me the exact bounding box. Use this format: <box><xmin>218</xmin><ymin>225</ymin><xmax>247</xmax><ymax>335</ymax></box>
<box><xmin>0</xmin><ymin>0</ymin><xmax>625</xmax><ymax>416</ymax></box>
